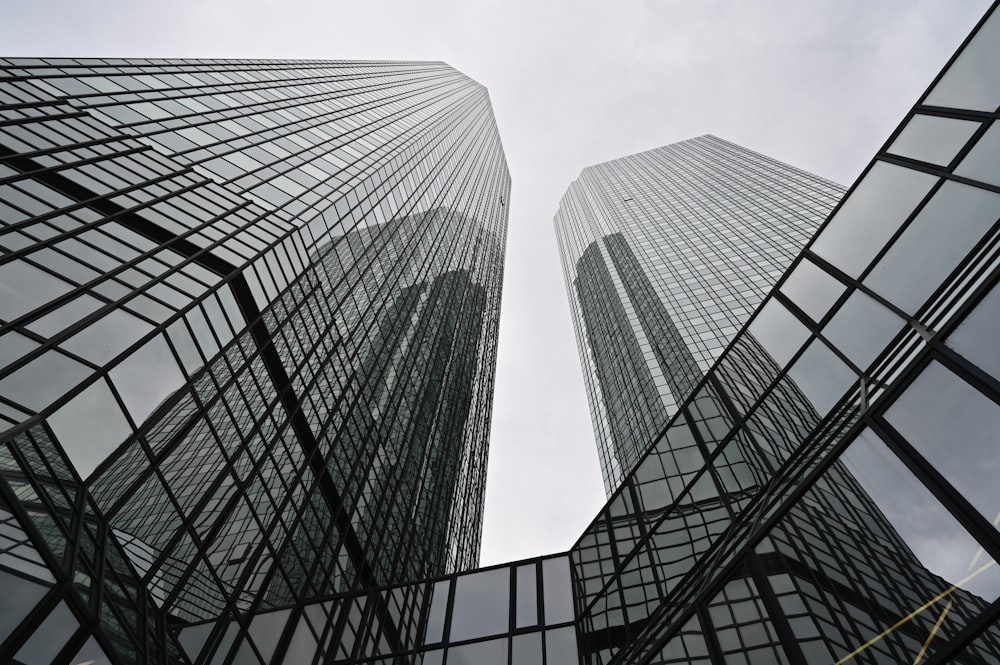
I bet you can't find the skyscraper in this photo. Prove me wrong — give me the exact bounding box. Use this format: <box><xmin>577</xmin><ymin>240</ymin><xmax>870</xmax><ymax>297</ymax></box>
<box><xmin>554</xmin><ymin>138</ymin><xmax>844</xmax><ymax>493</ymax></box>
<box><xmin>557</xmin><ymin>7</ymin><xmax>1000</xmax><ymax>663</ymax></box>
<box><xmin>0</xmin><ymin>59</ymin><xmax>509</xmax><ymax>664</ymax></box>
<box><xmin>164</xmin><ymin>7</ymin><xmax>1000</xmax><ymax>660</ymax></box>
<box><xmin>3</xmin><ymin>2</ymin><xmax>1000</xmax><ymax>664</ymax></box>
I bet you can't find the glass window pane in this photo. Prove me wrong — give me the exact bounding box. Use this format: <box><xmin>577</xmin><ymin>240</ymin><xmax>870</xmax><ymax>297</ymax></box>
<box><xmin>811</xmin><ymin>162</ymin><xmax>938</xmax><ymax>278</ymax></box>
<box><xmin>888</xmin><ymin>114</ymin><xmax>980</xmax><ymax>165</ymax></box>
<box><xmin>447</xmin><ymin>637</ymin><xmax>507</xmax><ymax>665</ymax></box>
<box><xmin>0</xmin><ymin>331</ymin><xmax>39</xmax><ymax>371</ymax></box>
<box><xmin>786</xmin><ymin>339</ymin><xmax>857</xmax><ymax>416</ymax></box>
<box><xmin>822</xmin><ymin>290</ymin><xmax>904</xmax><ymax>370</ymax></box>
<box><xmin>884</xmin><ymin>360</ymin><xmax>1000</xmax><ymax>528</ymax></box>
<box><xmin>417</xmin><ymin>649</ymin><xmax>443</xmax><ymax>664</ymax></box>
<box><xmin>47</xmin><ymin>378</ymin><xmax>132</xmax><ymax>479</ymax></box>
<box><xmin>450</xmin><ymin>568</ymin><xmax>510</xmax><ymax>642</ymax></box>
<box><xmin>0</xmin><ymin>259</ymin><xmax>73</xmax><ymax>321</ymax></box>
<box><xmin>26</xmin><ymin>293</ymin><xmax>103</xmax><ymax>337</ymax></box>
<box><xmin>542</xmin><ymin>557</ymin><xmax>574</xmax><ymax>624</ymax></box>
<box><xmin>947</xmin><ymin>283</ymin><xmax>1000</xmax><ymax>380</ymax></box>
<box><xmin>747</xmin><ymin>299</ymin><xmax>811</xmax><ymax>368</ymax></box>
<box><xmin>167</xmin><ymin>319</ymin><xmax>206</xmax><ymax>376</ymax></box>
<box><xmin>0</xmin><ymin>569</ymin><xmax>48</xmax><ymax>644</ymax></box>
<box><xmin>247</xmin><ymin>608</ymin><xmax>291</xmax><ymax>663</ymax></box>
<box><xmin>779</xmin><ymin>258</ymin><xmax>846</xmax><ymax>324</ymax></box>
<box><xmin>0</xmin><ymin>349</ymin><xmax>91</xmax><ymax>411</ymax></box>
<box><xmin>924</xmin><ymin>9</ymin><xmax>1000</xmax><ymax>112</ymax></box>
<box><xmin>512</xmin><ymin>632</ymin><xmax>542</xmax><ymax>665</ymax></box>
<box><xmin>14</xmin><ymin>600</ymin><xmax>78</xmax><ymax>664</ymax></box>
<box><xmin>865</xmin><ymin>181</ymin><xmax>1000</xmax><ymax>314</ymax></box>
<box><xmin>516</xmin><ymin>564</ymin><xmax>538</xmax><ymax>628</ymax></box>
<box><xmin>545</xmin><ymin>626</ymin><xmax>579</xmax><ymax>665</ymax></box>
<box><xmin>284</xmin><ymin>617</ymin><xmax>318</xmax><ymax>664</ymax></box>
<box><xmin>954</xmin><ymin>122</ymin><xmax>1000</xmax><ymax>188</ymax></box>
<box><xmin>423</xmin><ymin>580</ymin><xmax>449</xmax><ymax>645</ymax></box>
<box><xmin>69</xmin><ymin>636</ymin><xmax>113</xmax><ymax>665</ymax></box>
<box><xmin>110</xmin><ymin>333</ymin><xmax>186</xmax><ymax>425</ymax></box>
<box><xmin>62</xmin><ymin>308</ymin><xmax>153</xmax><ymax>364</ymax></box>
<box><xmin>842</xmin><ymin>428</ymin><xmax>1000</xmax><ymax>600</ymax></box>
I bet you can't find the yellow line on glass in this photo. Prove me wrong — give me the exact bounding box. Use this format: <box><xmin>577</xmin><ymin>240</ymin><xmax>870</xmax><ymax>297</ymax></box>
<box><xmin>911</xmin><ymin>598</ymin><xmax>953</xmax><ymax>665</ymax></box>
<box><xmin>834</xmin><ymin>559</ymin><xmax>995</xmax><ymax>665</ymax></box>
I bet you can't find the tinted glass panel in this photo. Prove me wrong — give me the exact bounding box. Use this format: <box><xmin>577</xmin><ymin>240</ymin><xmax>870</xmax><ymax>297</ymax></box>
<box><xmin>888</xmin><ymin>113</ymin><xmax>979</xmax><ymax>165</ymax></box>
<box><xmin>779</xmin><ymin>258</ymin><xmax>846</xmax><ymax>324</ymax></box>
<box><xmin>110</xmin><ymin>333</ymin><xmax>186</xmax><ymax>424</ymax></box>
<box><xmin>47</xmin><ymin>378</ymin><xmax>132</xmax><ymax>478</ymax></box>
<box><xmin>947</xmin><ymin>283</ymin><xmax>1000</xmax><ymax>380</ymax></box>
<box><xmin>424</xmin><ymin>580</ymin><xmax>449</xmax><ymax>645</ymax></box>
<box><xmin>447</xmin><ymin>637</ymin><xmax>507</xmax><ymax>665</ymax></box>
<box><xmin>69</xmin><ymin>637</ymin><xmax>113</xmax><ymax>665</ymax></box>
<box><xmin>26</xmin><ymin>293</ymin><xmax>103</xmax><ymax>337</ymax></box>
<box><xmin>747</xmin><ymin>299</ymin><xmax>810</xmax><ymax>368</ymax></box>
<box><xmin>842</xmin><ymin>429</ymin><xmax>1000</xmax><ymax>600</ymax></box>
<box><xmin>865</xmin><ymin>180</ymin><xmax>1000</xmax><ymax>314</ymax></box>
<box><xmin>0</xmin><ymin>349</ymin><xmax>91</xmax><ymax>410</ymax></box>
<box><xmin>0</xmin><ymin>569</ymin><xmax>48</xmax><ymax>644</ymax></box>
<box><xmin>512</xmin><ymin>631</ymin><xmax>542</xmax><ymax>665</ymax></box>
<box><xmin>450</xmin><ymin>568</ymin><xmax>509</xmax><ymax>642</ymax></box>
<box><xmin>516</xmin><ymin>564</ymin><xmax>537</xmax><ymax>628</ymax></box>
<box><xmin>62</xmin><ymin>308</ymin><xmax>153</xmax><ymax>364</ymax></box>
<box><xmin>0</xmin><ymin>259</ymin><xmax>73</xmax><ymax>321</ymax></box>
<box><xmin>0</xmin><ymin>331</ymin><xmax>38</xmax><ymax>371</ymax></box>
<box><xmin>542</xmin><ymin>557</ymin><xmax>574</xmax><ymax>624</ymax></box>
<box><xmin>924</xmin><ymin>9</ymin><xmax>1000</xmax><ymax>111</ymax></box>
<box><xmin>955</xmin><ymin>122</ymin><xmax>1000</xmax><ymax>187</ymax></box>
<box><xmin>545</xmin><ymin>626</ymin><xmax>579</xmax><ymax>665</ymax></box>
<box><xmin>14</xmin><ymin>600</ymin><xmax>78</xmax><ymax>664</ymax></box>
<box><xmin>822</xmin><ymin>290</ymin><xmax>904</xmax><ymax>370</ymax></box>
<box><xmin>786</xmin><ymin>339</ymin><xmax>857</xmax><ymax>415</ymax></box>
<box><xmin>884</xmin><ymin>360</ymin><xmax>1000</xmax><ymax>527</ymax></box>
<box><xmin>811</xmin><ymin>162</ymin><xmax>937</xmax><ymax>278</ymax></box>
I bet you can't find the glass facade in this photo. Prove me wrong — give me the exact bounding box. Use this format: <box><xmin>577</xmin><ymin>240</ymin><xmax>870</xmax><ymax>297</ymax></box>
<box><xmin>566</xmin><ymin>6</ymin><xmax>1000</xmax><ymax>663</ymax></box>
<box><xmin>554</xmin><ymin>137</ymin><xmax>844</xmax><ymax>493</ymax></box>
<box><xmin>0</xmin><ymin>59</ymin><xmax>509</xmax><ymax>663</ymax></box>
<box><xmin>2</xmin><ymin>3</ymin><xmax>1000</xmax><ymax>664</ymax></box>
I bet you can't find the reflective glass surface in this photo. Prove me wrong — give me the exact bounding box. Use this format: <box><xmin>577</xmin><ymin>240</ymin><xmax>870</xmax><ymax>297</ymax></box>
<box><xmin>0</xmin><ymin>56</ymin><xmax>510</xmax><ymax>665</ymax></box>
<box><xmin>747</xmin><ymin>299</ymin><xmax>811</xmax><ymax>368</ymax></box>
<box><xmin>821</xmin><ymin>290</ymin><xmax>904</xmax><ymax>370</ymax></box>
<box><xmin>779</xmin><ymin>257</ymin><xmax>847</xmax><ymax>324</ymax></box>
<box><xmin>888</xmin><ymin>113</ymin><xmax>980</xmax><ymax>165</ymax></box>
<box><xmin>885</xmin><ymin>361</ymin><xmax>1000</xmax><ymax>527</ymax></box>
<box><xmin>842</xmin><ymin>429</ymin><xmax>1000</xmax><ymax>600</ymax></box>
<box><xmin>811</xmin><ymin>162</ymin><xmax>938</xmax><ymax>278</ymax></box>
<box><xmin>46</xmin><ymin>378</ymin><xmax>132</xmax><ymax>478</ymax></box>
<box><xmin>924</xmin><ymin>8</ymin><xmax>1000</xmax><ymax>111</ymax></box>
<box><xmin>955</xmin><ymin>122</ymin><xmax>1000</xmax><ymax>187</ymax></box>
<box><xmin>4</xmin><ymin>5</ymin><xmax>1000</xmax><ymax>664</ymax></box>
<box><xmin>554</xmin><ymin>136</ymin><xmax>842</xmax><ymax>493</ymax></box>
<box><xmin>450</xmin><ymin>568</ymin><xmax>511</xmax><ymax>642</ymax></box>
<box><xmin>864</xmin><ymin>180</ymin><xmax>1000</xmax><ymax>315</ymax></box>
<box><xmin>948</xmin><ymin>284</ymin><xmax>1000</xmax><ymax>380</ymax></box>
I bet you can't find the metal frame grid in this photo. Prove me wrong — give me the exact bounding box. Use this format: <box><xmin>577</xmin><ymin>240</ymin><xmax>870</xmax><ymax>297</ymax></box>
<box><xmin>0</xmin><ymin>58</ymin><xmax>510</xmax><ymax>664</ymax></box>
<box><xmin>554</xmin><ymin>134</ymin><xmax>844</xmax><ymax>494</ymax></box>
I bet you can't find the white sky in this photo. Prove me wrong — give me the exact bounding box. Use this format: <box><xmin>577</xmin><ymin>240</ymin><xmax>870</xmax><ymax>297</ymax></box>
<box><xmin>2</xmin><ymin>0</ymin><xmax>992</xmax><ymax>567</ymax></box>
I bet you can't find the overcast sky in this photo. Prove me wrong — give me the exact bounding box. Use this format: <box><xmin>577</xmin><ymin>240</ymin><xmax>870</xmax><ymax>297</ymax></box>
<box><xmin>2</xmin><ymin>0</ymin><xmax>992</xmax><ymax>567</ymax></box>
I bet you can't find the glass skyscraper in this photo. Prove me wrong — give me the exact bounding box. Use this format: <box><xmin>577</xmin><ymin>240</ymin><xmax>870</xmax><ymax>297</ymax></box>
<box><xmin>554</xmin><ymin>137</ymin><xmax>844</xmax><ymax>493</ymax></box>
<box><xmin>0</xmin><ymin>59</ymin><xmax>509</xmax><ymax>664</ymax></box>
<box><xmin>4</xmin><ymin>3</ymin><xmax>1000</xmax><ymax>665</ymax></box>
